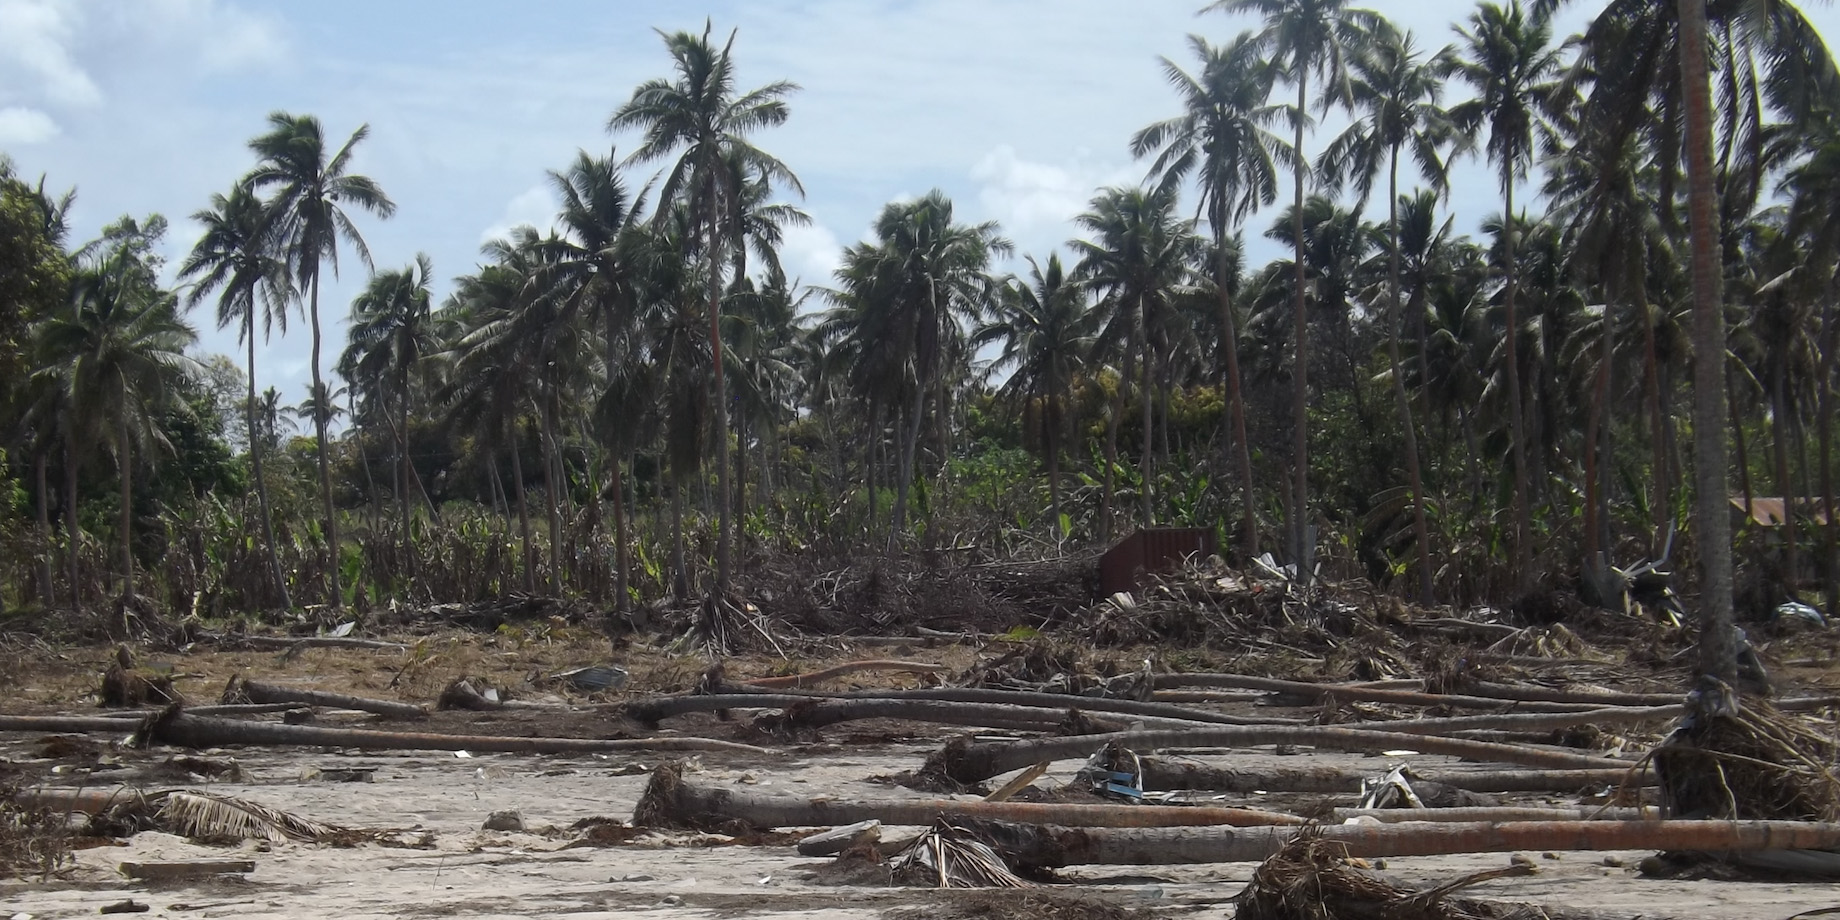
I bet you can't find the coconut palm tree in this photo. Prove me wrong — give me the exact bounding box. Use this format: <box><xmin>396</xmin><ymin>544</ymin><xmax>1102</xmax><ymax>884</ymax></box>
<box><xmin>1072</xmin><ymin>184</ymin><xmax>1200</xmax><ymax>529</ymax></box>
<box><xmin>245</xmin><ymin>112</ymin><xmax>396</xmax><ymax>608</ymax></box>
<box><xmin>1208</xmin><ymin>0</ymin><xmax>1380</xmax><ymax>580</ymax></box>
<box><xmin>37</xmin><ymin>233</ymin><xmax>199</xmax><ymax>601</ymax></box>
<box><xmin>1132</xmin><ymin>30</ymin><xmax>1284</xmax><ymax>558</ymax></box>
<box><xmin>608</xmin><ymin>22</ymin><xmax>802</xmax><ymax>594</ymax></box>
<box><xmin>975</xmin><ymin>253</ymin><xmax>1099</xmax><ymax>526</ymax></box>
<box><xmin>340</xmin><ymin>253</ymin><xmax>436</xmax><ymax>569</ymax></box>
<box><xmin>179</xmin><ymin>184</ymin><xmax>294</xmax><ymax>609</ymax></box>
<box><xmin>1449</xmin><ymin>0</ymin><xmax>1564</xmax><ymax>590</ymax></box>
<box><xmin>1319</xmin><ymin>20</ymin><xmax>1464</xmax><ymax>603</ymax></box>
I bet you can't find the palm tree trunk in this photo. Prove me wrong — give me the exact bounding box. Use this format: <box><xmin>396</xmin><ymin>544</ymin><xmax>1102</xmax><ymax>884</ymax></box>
<box><xmin>1215</xmin><ymin>221</ymin><xmax>1258</xmax><ymax>560</ymax></box>
<box><xmin>398</xmin><ymin>384</ymin><xmax>414</xmax><ymax>579</ymax></box>
<box><xmin>1774</xmin><ymin>370</ymin><xmax>1797</xmax><ymax>590</ymax></box>
<box><xmin>612</xmin><ymin>453</ymin><xmax>630</xmax><ymax>613</ymax></box>
<box><xmin>308</xmin><ymin>270</ymin><xmax>341</xmax><ymax>608</ymax></box>
<box><xmin>1818</xmin><ymin>316</ymin><xmax>1839</xmax><ymax>616</ymax></box>
<box><xmin>246</xmin><ymin>315</ymin><xmax>291</xmax><ymax>609</ymax></box>
<box><xmin>1387</xmin><ymin>157</ymin><xmax>1433</xmax><ymax>605</ymax></box>
<box><xmin>1635</xmin><ymin>257</ymin><xmax>1668</xmax><ymax>549</ymax></box>
<box><xmin>706</xmin><ymin>173</ymin><xmax>733</xmax><ymax>596</ymax></box>
<box><xmin>736</xmin><ymin>412</ymin><xmax>749</xmax><ymax>524</ymax></box>
<box><xmin>64</xmin><ymin>436</ymin><xmax>80</xmax><ymax>607</ymax></box>
<box><xmin>117</xmin><ymin>413</ymin><xmax>133</xmax><ymax>598</ymax></box>
<box><xmin>1045</xmin><ymin>380</ymin><xmax>1062</xmax><ymax>526</ymax></box>
<box><xmin>1679</xmin><ymin>0</ymin><xmax>1736</xmax><ymax>685</ymax></box>
<box><xmin>670</xmin><ymin>480</ymin><xmax>688</xmax><ymax>600</ymax></box>
<box><xmin>540</xmin><ymin>391</ymin><xmax>564</xmax><ymax>596</ymax></box>
<box><xmin>1101</xmin><ymin>371</ymin><xmax>1124</xmax><ymax>545</ymax></box>
<box><xmin>1500</xmin><ymin>173</ymin><xmax>1532</xmax><ymax>592</ymax></box>
<box><xmin>1140</xmin><ymin>292</ymin><xmax>1155</xmax><ymax>528</ymax></box>
<box><xmin>1731</xmin><ymin>371</ymin><xmax>1754</xmax><ymax>521</ymax></box>
<box><xmin>1291</xmin><ymin>72</ymin><xmax>1311</xmax><ymax>580</ymax></box>
<box><xmin>35</xmin><ymin>450</ymin><xmax>53</xmax><ymax>607</ymax></box>
<box><xmin>510</xmin><ymin>438</ymin><xmax>535</xmax><ymax>594</ymax></box>
<box><xmin>892</xmin><ymin>380</ymin><xmax>927</xmax><ymax>546</ymax></box>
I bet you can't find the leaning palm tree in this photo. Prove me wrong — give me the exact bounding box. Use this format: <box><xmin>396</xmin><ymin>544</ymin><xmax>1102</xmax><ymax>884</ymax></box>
<box><xmin>1132</xmin><ymin>30</ymin><xmax>1284</xmax><ymax>558</ymax></box>
<box><xmin>974</xmin><ymin>253</ymin><xmax>1099</xmax><ymax>526</ymax></box>
<box><xmin>608</xmin><ymin>22</ymin><xmax>802</xmax><ymax>594</ymax></box>
<box><xmin>179</xmin><ymin>184</ymin><xmax>294</xmax><ymax>609</ymax></box>
<box><xmin>245</xmin><ymin>112</ymin><xmax>396</xmax><ymax>608</ymax></box>
<box><xmin>1208</xmin><ymin>0</ymin><xmax>1380</xmax><ymax>581</ymax></box>
<box><xmin>1319</xmin><ymin>20</ymin><xmax>1464</xmax><ymax>604</ymax></box>
<box><xmin>37</xmin><ymin>244</ymin><xmax>199</xmax><ymax>601</ymax></box>
<box><xmin>340</xmin><ymin>253</ymin><xmax>436</xmax><ymax>568</ymax></box>
<box><xmin>1448</xmin><ymin>0</ymin><xmax>1564</xmax><ymax>590</ymax></box>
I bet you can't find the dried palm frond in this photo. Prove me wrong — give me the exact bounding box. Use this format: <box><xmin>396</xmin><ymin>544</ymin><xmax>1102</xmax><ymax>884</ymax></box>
<box><xmin>156</xmin><ymin>791</ymin><xmax>347</xmax><ymax>843</ymax></box>
<box><xmin>890</xmin><ymin>820</ymin><xmax>1032</xmax><ymax>889</ymax></box>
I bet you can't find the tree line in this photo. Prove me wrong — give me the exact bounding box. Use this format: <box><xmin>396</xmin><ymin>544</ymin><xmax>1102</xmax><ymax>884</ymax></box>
<box><xmin>0</xmin><ymin>3</ymin><xmax>1831</xmax><ymax>650</ymax></box>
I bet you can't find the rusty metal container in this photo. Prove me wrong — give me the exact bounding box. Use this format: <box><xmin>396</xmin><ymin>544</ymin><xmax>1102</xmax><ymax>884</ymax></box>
<box><xmin>1099</xmin><ymin>527</ymin><xmax>1218</xmax><ymax>596</ymax></box>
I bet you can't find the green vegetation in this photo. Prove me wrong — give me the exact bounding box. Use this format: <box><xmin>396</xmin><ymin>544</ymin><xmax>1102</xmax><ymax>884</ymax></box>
<box><xmin>0</xmin><ymin>5</ymin><xmax>1830</xmax><ymax>674</ymax></box>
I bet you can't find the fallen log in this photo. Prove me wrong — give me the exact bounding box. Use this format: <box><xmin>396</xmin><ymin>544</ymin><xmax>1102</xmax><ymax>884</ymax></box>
<box><xmin>0</xmin><ymin>714</ymin><xmax>153</xmax><ymax>733</ymax></box>
<box><xmin>1456</xmin><ymin>681</ymin><xmax>1682</xmax><ymax>707</ymax></box>
<box><xmin>1137</xmin><ymin>760</ymin><xmax>1650</xmax><ymax>793</ymax></box>
<box><xmin>205</xmin><ymin>633</ymin><xmax>405</xmax><ymax>652</ymax></box>
<box><xmin>1330</xmin><ymin>805</ymin><xmax>1658</xmax><ymax>822</ymax></box>
<box><xmin>928</xmin><ymin>725</ymin><xmax>1631</xmax><ymax>785</ymax></box>
<box><xmin>798</xmin><ymin>819</ymin><xmax>882</xmax><ymax>856</ymax></box>
<box><xmin>703</xmin><ymin>683</ymin><xmax>1301</xmax><ymax>726</ymax></box>
<box><xmin>760</xmin><ymin>698</ymin><xmax>1195</xmax><ymax>733</ymax></box>
<box><xmin>13</xmin><ymin>786</ymin><xmax>150</xmax><ymax>814</ymax></box>
<box><xmin>1152</xmin><ymin>674</ymin><xmax>1608</xmax><ymax>712</ymax></box>
<box><xmin>102</xmin><ymin>711</ymin><xmax>772</xmax><ymax>757</ymax></box>
<box><xmin>1371</xmin><ymin>704</ymin><xmax>1685</xmax><ymax>735</ymax></box>
<box><xmin>632</xmin><ymin>764</ymin><xmax>1306</xmax><ymax>830</ymax></box>
<box><xmin>226</xmin><ymin>677</ymin><xmax>426</xmax><ymax>721</ymax></box>
<box><xmin>438</xmin><ymin>679</ymin><xmax>568</xmax><ymax>712</ymax></box>
<box><xmin>120</xmin><ymin>860</ymin><xmax>255</xmax><ymax>880</ymax></box>
<box><xmin>951</xmin><ymin>816</ymin><xmax>1840</xmax><ymax>867</ymax></box>
<box><xmin>741</xmin><ymin>660</ymin><xmax>946</xmax><ymax>689</ymax></box>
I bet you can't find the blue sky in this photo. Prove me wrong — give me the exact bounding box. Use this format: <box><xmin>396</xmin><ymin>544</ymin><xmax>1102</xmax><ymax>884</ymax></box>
<box><xmin>4</xmin><ymin>0</ymin><xmax>1837</xmax><ymax>410</ymax></box>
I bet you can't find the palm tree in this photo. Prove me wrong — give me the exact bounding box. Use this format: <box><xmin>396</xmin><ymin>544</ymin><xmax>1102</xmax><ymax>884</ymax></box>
<box><xmin>340</xmin><ymin>253</ymin><xmax>436</xmax><ymax>569</ymax></box>
<box><xmin>1072</xmin><ymin>184</ymin><xmax>1199</xmax><ymax>529</ymax></box>
<box><xmin>179</xmin><ymin>184</ymin><xmax>294</xmax><ymax>609</ymax></box>
<box><xmin>609</xmin><ymin>22</ymin><xmax>802</xmax><ymax>594</ymax></box>
<box><xmin>1449</xmin><ymin>0</ymin><xmax>1564</xmax><ymax>590</ymax></box>
<box><xmin>975</xmin><ymin>253</ymin><xmax>1099</xmax><ymax>526</ymax></box>
<box><xmin>1132</xmin><ymin>30</ymin><xmax>1284</xmax><ymax>558</ymax></box>
<box><xmin>1209</xmin><ymin>0</ymin><xmax>1380</xmax><ymax>580</ymax></box>
<box><xmin>37</xmin><ymin>235</ymin><xmax>199</xmax><ymax>601</ymax></box>
<box><xmin>1319</xmin><ymin>20</ymin><xmax>1464</xmax><ymax>603</ymax></box>
<box><xmin>245</xmin><ymin>112</ymin><xmax>396</xmax><ymax>608</ymax></box>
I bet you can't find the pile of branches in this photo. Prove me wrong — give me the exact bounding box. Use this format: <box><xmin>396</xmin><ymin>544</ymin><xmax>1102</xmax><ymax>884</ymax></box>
<box><xmin>1233</xmin><ymin>831</ymin><xmax>1540</xmax><ymax>920</ymax></box>
<box><xmin>741</xmin><ymin>556</ymin><xmax>1091</xmax><ymax>637</ymax></box>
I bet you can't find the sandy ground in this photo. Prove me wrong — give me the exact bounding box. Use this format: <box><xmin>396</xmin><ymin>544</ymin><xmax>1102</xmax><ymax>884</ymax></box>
<box><xmin>4</xmin><ymin>640</ymin><xmax>1840</xmax><ymax>919</ymax></box>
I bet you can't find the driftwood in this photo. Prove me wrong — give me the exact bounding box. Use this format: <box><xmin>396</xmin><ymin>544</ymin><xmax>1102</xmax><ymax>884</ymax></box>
<box><xmin>1138</xmin><ymin>760</ymin><xmax>1651</xmax><ymax>793</ymax></box>
<box><xmin>1152</xmin><ymin>674</ymin><xmax>1610</xmax><ymax>712</ymax></box>
<box><xmin>225</xmin><ymin>677</ymin><xmax>426</xmax><ymax>721</ymax></box>
<box><xmin>1330</xmin><ymin>805</ymin><xmax>1658</xmax><ymax>822</ymax></box>
<box><xmin>11</xmin><ymin>710</ymin><xmax>769</xmax><ymax>757</ymax></box>
<box><xmin>951</xmin><ymin>816</ymin><xmax>1840</xmax><ymax>867</ymax></box>
<box><xmin>697</xmin><ymin>683</ymin><xmax>1301</xmax><ymax>726</ymax></box>
<box><xmin>928</xmin><ymin>725</ymin><xmax>1631</xmax><ymax>785</ymax></box>
<box><xmin>0</xmin><ymin>714</ymin><xmax>160</xmax><ymax>733</ymax></box>
<box><xmin>1373</xmin><ymin>704</ymin><xmax>1685</xmax><ymax>736</ymax></box>
<box><xmin>631</xmin><ymin>764</ymin><xmax>1305</xmax><ymax>830</ymax></box>
<box><xmin>119</xmin><ymin>859</ymin><xmax>256</xmax><ymax>880</ymax></box>
<box><xmin>205</xmin><ymin>633</ymin><xmax>405</xmax><ymax>652</ymax></box>
<box><xmin>1458</xmin><ymin>680</ymin><xmax>1683</xmax><ymax>707</ymax></box>
<box><xmin>740</xmin><ymin>660</ymin><xmax>946</xmax><ymax>689</ymax></box>
<box><xmin>756</xmin><ymin>698</ymin><xmax>1215</xmax><ymax>734</ymax></box>
<box><xmin>13</xmin><ymin>785</ymin><xmax>150</xmax><ymax>814</ymax></box>
<box><xmin>797</xmin><ymin>820</ymin><xmax>882</xmax><ymax>856</ymax></box>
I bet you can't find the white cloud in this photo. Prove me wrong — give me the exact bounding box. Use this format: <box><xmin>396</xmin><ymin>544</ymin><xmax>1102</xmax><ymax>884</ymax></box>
<box><xmin>124</xmin><ymin>0</ymin><xmax>290</xmax><ymax>74</ymax></box>
<box><xmin>0</xmin><ymin>0</ymin><xmax>103</xmax><ymax>106</ymax></box>
<box><xmin>780</xmin><ymin>220</ymin><xmax>843</xmax><ymax>285</ymax></box>
<box><xmin>971</xmin><ymin>144</ymin><xmax>1140</xmax><ymax>240</ymax></box>
<box><xmin>479</xmin><ymin>184</ymin><xmax>559</xmax><ymax>245</ymax></box>
<box><xmin>0</xmin><ymin>106</ymin><xmax>59</xmax><ymax>144</ymax></box>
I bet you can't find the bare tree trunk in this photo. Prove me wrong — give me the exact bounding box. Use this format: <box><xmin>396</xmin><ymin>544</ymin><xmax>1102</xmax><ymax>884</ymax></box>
<box><xmin>511</xmin><ymin>439</ymin><xmax>535</xmax><ymax>594</ymax></box>
<box><xmin>307</xmin><ymin>270</ymin><xmax>341</xmax><ymax>609</ymax></box>
<box><xmin>1387</xmin><ymin>158</ymin><xmax>1433</xmax><ymax>604</ymax></box>
<box><xmin>706</xmin><ymin>172</ymin><xmax>733</xmax><ymax>596</ymax></box>
<box><xmin>398</xmin><ymin>386</ymin><xmax>415</xmax><ymax>580</ymax></box>
<box><xmin>540</xmin><ymin>392</ymin><xmax>563</xmax><ymax>596</ymax></box>
<box><xmin>34</xmin><ymin>451</ymin><xmax>53</xmax><ymax>607</ymax></box>
<box><xmin>1501</xmin><ymin>175</ymin><xmax>1532</xmax><ymax>591</ymax></box>
<box><xmin>1636</xmin><ymin>263</ymin><xmax>1669</xmax><ymax>548</ymax></box>
<box><xmin>64</xmin><ymin>438</ymin><xmax>80</xmax><ymax>607</ymax></box>
<box><xmin>1775</xmin><ymin>368</ymin><xmax>1797</xmax><ymax>591</ymax></box>
<box><xmin>1140</xmin><ymin>293</ymin><xmax>1155</xmax><ymax>528</ymax></box>
<box><xmin>1291</xmin><ymin>74</ymin><xmax>1312</xmax><ymax>580</ymax></box>
<box><xmin>246</xmin><ymin>320</ymin><xmax>291</xmax><ymax>609</ymax></box>
<box><xmin>1215</xmin><ymin>226</ymin><xmax>1259</xmax><ymax>559</ymax></box>
<box><xmin>1819</xmin><ymin>316</ymin><xmax>1839</xmax><ymax>616</ymax></box>
<box><xmin>611</xmin><ymin>454</ymin><xmax>630</xmax><ymax>614</ymax></box>
<box><xmin>117</xmin><ymin>413</ymin><xmax>133</xmax><ymax>598</ymax></box>
<box><xmin>670</xmin><ymin>480</ymin><xmax>688</xmax><ymax>600</ymax></box>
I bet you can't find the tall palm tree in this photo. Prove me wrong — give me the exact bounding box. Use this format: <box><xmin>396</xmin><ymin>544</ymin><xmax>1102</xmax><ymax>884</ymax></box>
<box><xmin>1449</xmin><ymin>0</ymin><xmax>1564</xmax><ymax>590</ymax></box>
<box><xmin>37</xmin><ymin>240</ymin><xmax>199</xmax><ymax>600</ymax></box>
<box><xmin>1209</xmin><ymin>0</ymin><xmax>1380</xmax><ymax>580</ymax></box>
<box><xmin>975</xmin><ymin>253</ymin><xmax>1098</xmax><ymax>525</ymax></box>
<box><xmin>1319</xmin><ymin>20</ymin><xmax>1464</xmax><ymax>603</ymax></box>
<box><xmin>1072</xmin><ymin>184</ymin><xmax>1199</xmax><ymax>529</ymax></box>
<box><xmin>340</xmin><ymin>253</ymin><xmax>436</xmax><ymax>567</ymax></box>
<box><xmin>245</xmin><ymin>112</ymin><xmax>396</xmax><ymax>608</ymax></box>
<box><xmin>1132</xmin><ymin>30</ymin><xmax>1284</xmax><ymax>558</ymax></box>
<box><xmin>609</xmin><ymin>22</ymin><xmax>802</xmax><ymax>594</ymax></box>
<box><xmin>179</xmin><ymin>184</ymin><xmax>294</xmax><ymax>609</ymax></box>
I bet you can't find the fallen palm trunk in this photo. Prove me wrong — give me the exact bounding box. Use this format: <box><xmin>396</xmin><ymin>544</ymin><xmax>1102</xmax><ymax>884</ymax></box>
<box><xmin>226</xmin><ymin>677</ymin><xmax>426</xmax><ymax>721</ymax></box>
<box><xmin>13</xmin><ymin>786</ymin><xmax>150</xmax><ymax>814</ymax></box>
<box><xmin>1152</xmin><ymin>690</ymin><xmax>1281</xmax><ymax>704</ymax></box>
<box><xmin>740</xmin><ymin>660</ymin><xmax>946</xmax><ymax>689</ymax></box>
<box><xmin>1138</xmin><ymin>760</ymin><xmax>1651</xmax><ymax>793</ymax></box>
<box><xmin>0</xmin><ymin>714</ymin><xmax>156</xmax><ymax>733</ymax></box>
<box><xmin>929</xmin><ymin>725</ymin><xmax>1630</xmax><ymax>785</ymax></box>
<box><xmin>760</xmin><ymin>698</ymin><xmax>1148</xmax><ymax>733</ymax></box>
<box><xmin>1152</xmin><ymin>674</ymin><xmax>1607</xmax><ymax>712</ymax></box>
<box><xmin>1330</xmin><ymin>806</ymin><xmax>1657</xmax><ymax>822</ymax></box>
<box><xmin>1457</xmin><ymin>681</ymin><xmax>1683</xmax><ymax>707</ymax></box>
<box><xmin>632</xmin><ymin>764</ymin><xmax>1305</xmax><ymax>830</ymax></box>
<box><xmin>950</xmin><ymin>816</ymin><xmax>1840</xmax><ymax>867</ymax></box>
<box><xmin>706</xmin><ymin>682</ymin><xmax>1300</xmax><ymax>726</ymax></box>
<box><xmin>204</xmin><ymin>633</ymin><xmax>405</xmax><ymax>652</ymax></box>
<box><xmin>96</xmin><ymin>711</ymin><xmax>771</xmax><ymax>756</ymax></box>
<box><xmin>1372</xmin><ymin>705</ymin><xmax>1685</xmax><ymax>736</ymax></box>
